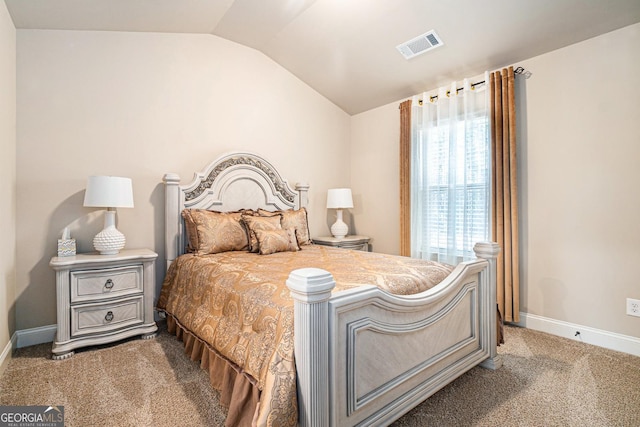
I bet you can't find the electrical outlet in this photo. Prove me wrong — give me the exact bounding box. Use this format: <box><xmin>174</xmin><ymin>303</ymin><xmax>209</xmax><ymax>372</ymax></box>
<box><xmin>627</xmin><ymin>298</ymin><xmax>640</xmax><ymax>317</ymax></box>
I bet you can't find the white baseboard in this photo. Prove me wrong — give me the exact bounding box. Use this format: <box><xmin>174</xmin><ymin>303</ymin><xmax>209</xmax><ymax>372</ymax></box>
<box><xmin>0</xmin><ymin>326</ymin><xmax>56</xmax><ymax>373</ymax></box>
<box><xmin>15</xmin><ymin>324</ymin><xmax>57</xmax><ymax>349</ymax></box>
<box><xmin>516</xmin><ymin>312</ymin><xmax>640</xmax><ymax>357</ymax></box>
<box><xmin>0</xmin><ymin>333</ymin><xmax>18</xmax><ymax>375</ymax></box>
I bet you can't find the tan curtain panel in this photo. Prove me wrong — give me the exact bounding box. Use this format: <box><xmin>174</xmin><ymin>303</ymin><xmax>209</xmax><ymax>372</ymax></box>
<box><xmin>490</xmin><ymin>66</ymin><xmax>520</xmax><ymax>323</ymax></box>
<box><xmin>399</xmin><ymin>99</ymin><xmax>412</xmax><ymax>257</ymax></box>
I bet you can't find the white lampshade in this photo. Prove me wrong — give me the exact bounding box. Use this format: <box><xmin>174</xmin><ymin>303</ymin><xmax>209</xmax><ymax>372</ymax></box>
<box><xmin>83</xmin><ymin>176</ymin><xmax>134</xmax><ymax>208</ymax></box>
<box><xmin>326</xmin><ymin>188</ymin><xmax>353</xmax><ymax>209</ymax></box>
<box><xmin>83</xmin><ymin>176</ymin><xmax>134</xmax><ymax>255</ymax></box>
<box><xmin>327</xmin><ymin>188</ymin><xmax>353</xmax><ymax>239</ymax></box>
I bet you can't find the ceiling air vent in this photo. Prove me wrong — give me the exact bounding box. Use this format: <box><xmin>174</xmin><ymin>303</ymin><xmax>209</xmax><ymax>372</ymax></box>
<box><xmin>396</xmin><ymin>30</ymin><xmax>443</xmax><ymax>60</ymax></box>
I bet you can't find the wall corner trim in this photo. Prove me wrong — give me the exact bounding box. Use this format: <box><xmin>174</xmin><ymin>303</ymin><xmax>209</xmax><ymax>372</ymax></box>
<box><xmin>516</xmin><ymin>312</ymin><xmax>640</xmax><ymax>357</ymax></box>
<box><xmin>0</xmin><ymin>333</ymin><xmax>18</xmax><ymax>376</ymax></box>
<box><xmin>1</xmin><ymin>325</ymin><xmax>56</xmax><ymax>374</ymax></box>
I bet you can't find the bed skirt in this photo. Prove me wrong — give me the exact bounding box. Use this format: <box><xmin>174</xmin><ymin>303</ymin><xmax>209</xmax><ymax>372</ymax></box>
<box><xmin>165</xmin><ymin>314</ymin><xmax>261</xmax><ymax>427</ymax></box>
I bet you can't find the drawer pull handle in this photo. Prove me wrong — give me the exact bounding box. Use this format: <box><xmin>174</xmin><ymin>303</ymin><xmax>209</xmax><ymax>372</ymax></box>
<box><xmin>105</xmin><ymin>311</ymin><xmax>114</xmax><ymax>322</ymax></box>
<box><xmin>104</xmin><ymin>279</ymin><xmax>114</xmax><ymax>289</ymax></box>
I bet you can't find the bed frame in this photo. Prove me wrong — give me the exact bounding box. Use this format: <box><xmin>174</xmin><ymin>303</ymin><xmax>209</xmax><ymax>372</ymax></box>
<box><xmin>164</xmin><ymin>151</ymin><xmax>502</xmax><ymax>426</ymax></box>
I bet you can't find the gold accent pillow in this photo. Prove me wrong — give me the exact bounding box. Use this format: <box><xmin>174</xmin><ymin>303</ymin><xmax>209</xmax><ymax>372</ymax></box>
<box><xmin>255</xmin><ymin>228</ymin><xmax>300</xmax><ymax>255</ymax></box>
<box><xmin>181</xmin><ymin>209</ymin><xmax>250</xmax><ymax>255</ymax></box>
<box><xmin>242</xmin><ymin>214</ymin><xmax>282</xmax><ymax>253</ymax></box>
<box><xmin>258</xmin><ymin>208</ymin><xmax>311</xmax><ymax>247</ymax></box>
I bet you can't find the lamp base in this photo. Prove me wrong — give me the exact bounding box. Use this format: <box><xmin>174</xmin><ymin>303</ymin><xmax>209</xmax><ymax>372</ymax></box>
<box><xmin>330</xmin><ymin>209</ymin><xmax>349</xmax><ymax>239</ymax></box>
<box><xmin>94</xmin><ymin>210</ymin><xmax>126</xmax><ymax>255</ymax></box>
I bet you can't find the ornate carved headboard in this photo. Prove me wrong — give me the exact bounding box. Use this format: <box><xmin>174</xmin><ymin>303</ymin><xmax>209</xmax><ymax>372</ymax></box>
<box><xmin>163</xmin><ymin>152</ymin><xmax>309</xmax><ymax>269</ymax></box>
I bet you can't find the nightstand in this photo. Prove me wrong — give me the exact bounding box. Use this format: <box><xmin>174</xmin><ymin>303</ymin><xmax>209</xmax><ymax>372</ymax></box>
<box><xmin>49</xmin><ymin>249</ymin><xmax>158</xmax><ymax>360</ymax></box>
<box><xmin>312</xmin><ymin>235</ymin><xmax>371</xmax><ymax>251</ymax></box>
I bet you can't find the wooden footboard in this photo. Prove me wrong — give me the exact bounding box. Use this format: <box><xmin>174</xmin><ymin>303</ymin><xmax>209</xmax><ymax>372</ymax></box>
<box><xmin>287</xmin><ymin>242</ymin><xmax>501</xmax><ymax>427</ymax></box>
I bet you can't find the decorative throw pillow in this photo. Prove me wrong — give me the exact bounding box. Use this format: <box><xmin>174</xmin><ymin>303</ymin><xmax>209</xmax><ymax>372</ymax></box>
<box><xmin>182</xmin><ymin>210</ymin><xmax>200</xmax><ymax>253</ymax></box>
<box><xmin>181</xmin><ymin>209</ymin><xmax>250</xmax><ymax>255</ymax></box>
<box><xmin>241</xmin><ymin>214</ymin><xmax>282</xmax><ymax>253</ymax></box>
<box><xmin>258</xmin><ymin>208</ymin><xmax>311</xmax><ymax>247</ymax></box>
<box><xmin>255</xmin><ymin>228</ymin><xmax>300</xmax><ymax>255</ymax></box>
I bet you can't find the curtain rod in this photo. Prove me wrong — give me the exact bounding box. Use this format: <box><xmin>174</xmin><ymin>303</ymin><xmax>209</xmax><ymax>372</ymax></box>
<box><xmin>416</xmin><ymin>66</ymin><xmax>530</xmax><ymax>104</ymax></box>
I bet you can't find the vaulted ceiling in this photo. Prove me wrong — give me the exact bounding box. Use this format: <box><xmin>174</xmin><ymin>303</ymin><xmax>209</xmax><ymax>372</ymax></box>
<box><xmin>6</xmin><ymin>0</ymin><xmax>640</xmax><ymax>114</ymax></box>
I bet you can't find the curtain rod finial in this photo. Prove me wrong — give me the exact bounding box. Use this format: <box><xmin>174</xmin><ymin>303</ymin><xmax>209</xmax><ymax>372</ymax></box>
<box><xmin>514</xmin><ymin>66</ymin><xmax>532</xmax><ymax>79</ymax></box>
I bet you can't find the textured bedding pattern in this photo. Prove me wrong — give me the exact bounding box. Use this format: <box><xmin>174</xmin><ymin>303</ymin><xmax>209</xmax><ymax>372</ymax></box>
<box><xmin>157</xmin><ymin>245</ymin><xmax>453</xmax><ymax>426</ymax></box>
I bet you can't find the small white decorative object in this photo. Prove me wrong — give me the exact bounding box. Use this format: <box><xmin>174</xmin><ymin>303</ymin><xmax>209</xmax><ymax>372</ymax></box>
<box><xmin>326</xmin><ymin>188</ymin><xmax>353</xmax><ymax>239</ymax></box>
<box><xmin>83</xmin><ymin>176</ymin><xmax>134</xmax><ymax>255</ymax></box>
<box><xmin>57</xmin><ymin>227</ymin><xmax>76</xmax><ymax>257</ymax></box>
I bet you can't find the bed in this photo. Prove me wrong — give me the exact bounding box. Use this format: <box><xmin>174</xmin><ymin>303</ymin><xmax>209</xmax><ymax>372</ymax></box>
<box><xmin>159</xmin><ymin>151</ymin><xmax>502</xmax><ymax>427</ymax></box>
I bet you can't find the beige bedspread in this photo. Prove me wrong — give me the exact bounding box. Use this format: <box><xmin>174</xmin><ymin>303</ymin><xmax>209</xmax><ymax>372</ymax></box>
<box><xmin>157</xmin><ymin>245</ymin><xmax>453</xmax><ymax>427</ymax></box>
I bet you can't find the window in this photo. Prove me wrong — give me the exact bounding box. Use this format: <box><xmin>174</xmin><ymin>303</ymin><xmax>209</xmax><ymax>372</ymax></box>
<box><xmin>411</xmin><ymin>80</ymin><xmax>490</xmax><ymax>264</ymax></box>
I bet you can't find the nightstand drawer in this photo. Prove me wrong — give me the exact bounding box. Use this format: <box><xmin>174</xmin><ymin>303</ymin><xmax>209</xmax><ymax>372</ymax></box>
<box><xmin>313</xmin><ymin>235</ymin><xmax>370</xmax><ymax>252</ymax></box>
<box><xmin>71</xmin><ymin>265</ymin><xmax>143</xmax><ymax>303</ymax></box>
<box><xmin>337</xmin><ymin>242</ymin><xmax>368</xmax><ymax>251</ymax></box>
<box><xmin>71</xmin><ymin>297</ymin><xmax>144</xmax><ymax>337</ymax></box>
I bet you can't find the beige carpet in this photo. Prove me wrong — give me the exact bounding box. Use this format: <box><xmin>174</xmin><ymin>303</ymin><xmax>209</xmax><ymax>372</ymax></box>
<box><xmin>1</xmin><ymin>324</ymin><xmax>639</xmax><ymax>426</ymax></box>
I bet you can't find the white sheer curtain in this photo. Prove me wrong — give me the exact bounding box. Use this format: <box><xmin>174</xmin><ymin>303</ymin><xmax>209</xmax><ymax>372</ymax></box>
<box><xmin>410</xmin><ymin>73</ymin><xmax>490</xmax><ymax>265</ymax></box>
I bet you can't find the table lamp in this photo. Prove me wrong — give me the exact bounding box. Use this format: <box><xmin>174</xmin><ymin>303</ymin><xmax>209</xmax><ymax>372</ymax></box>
<box><xmin>83</xmin><ymin>176</ymin><xmax>134</xmax><ymax>255</ymax></box>
<box><xmin>326</xmin><ymin>188</ymin><xmax>353</xmax><ymax>239</ymax></box>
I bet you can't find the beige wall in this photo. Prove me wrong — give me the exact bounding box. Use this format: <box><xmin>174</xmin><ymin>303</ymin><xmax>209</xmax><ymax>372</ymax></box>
<box><xmin>16</xmin><ymin>30</ymin><xmax>350</xmax><ymax>330</ymax></box>
<box><xmin>350</xmin><ymin>102</ymin><xmax>400</xmax><ymax>254</ymax></box>
<box><xmin>516</xmin><ymin>23</ymin><xmax>640</xmax><ymax>337</ymax></box>
<box><xmin>0</xmin><ymin>0</ymin><xmax>17</xmax><ymax>367</ymax></box>
<box><xmin>351</xmin><ymin>23</ymin><xmax>640</xmax><ymax>339</ymax></box>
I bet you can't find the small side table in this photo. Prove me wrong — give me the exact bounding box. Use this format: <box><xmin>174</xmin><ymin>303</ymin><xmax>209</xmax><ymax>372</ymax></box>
<box><xmin>50</xmin><ymin>249</ymin><xmax>158</xmax><ymax>360</ymax></box>
<box><xmin>312</xmin><ymin>235</ymin><xmax>370</xmax><ymax>252</ymax></box>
